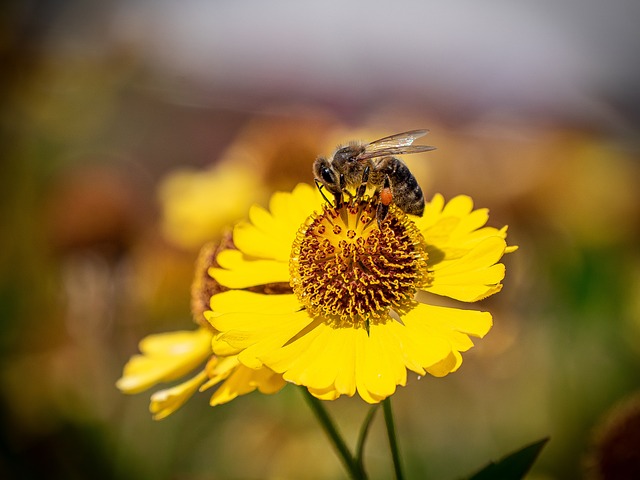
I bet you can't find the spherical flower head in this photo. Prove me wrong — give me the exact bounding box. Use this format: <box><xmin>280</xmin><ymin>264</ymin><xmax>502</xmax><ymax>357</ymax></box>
<box><xmin>206</xmin><ymin>184</ymin><xmax>516</xmax><ymax>403</ymax></box>
<box><xmin>291</xmin><ymin>197</ymin><xmax>429</xmax><ymax>330</ymax></box>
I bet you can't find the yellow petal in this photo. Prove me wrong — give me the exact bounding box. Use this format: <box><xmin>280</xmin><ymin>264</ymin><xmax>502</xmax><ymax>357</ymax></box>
<box><xmin>418</xmin><ymin>194</ymin><xmax>478</xmax><ymax>237</ymax></box>
<box><xmin>426</xmin><ymin>350</ymin><xmax>463</xmax><ymax>377</ymax></box>
<box><xmin>419</xmin><ymin>193</ymin><xmax>445</xmax><ymax>228</ymax></box>
<box><xmin>442</xmin><ymin>194</ymin><xmax>474</xmax><ymax>217</ymax></box>
<box><xmin>400</xmin><ymin>303</ymin><xmax>492</xmax><ymax>375</ymax></box>
<box><xmin>209</xmin><ymin>250</ymin><xmax>289</xmax><ymax>288</ymax></box>
<box><xmin>208</xmin><ymin>364</ymin><xmax>286</xmax><ymax>406</ymax></box>
<box><xmin>209</xmin><ymin>290</ymin><xmax>299</xmax><ymax>315</ymax></box>
<box><xmin>403</xmin><ymin>303</ymin><xmax>492</xmax><ymax>344</ymax></box>
<box><xmin>149</xmin><ymin>370</ymin><xmax>208</xmax><ymax>420</ymax></box>
<box><xmin>264</xmin><ymin>324</ymin><xmax>358</xmax><ymax>397</ymax></box>
<box><xmin>117</xmin><ymin>328</ymin><xmax>212</xmax><ymax>394</ymax></box>
<box><xmin>355</xmin><ymin>323</ymin><xmax>409</xmax><ymax>402</ymax></box>
<box><xmin>137</xmin><ymin>328</ymin><xmax>212</xmax><ymax>355</ymax></box>
<box><xmin>211</xmin><ymin>310</ymin><xmax>313</xmax><ymax>369</ymax></box>
<box><xmin>307</xmin><ymin>386</ymin><xmax>342</xmax><ymax>401</ymax></box>
<box><xmin>263</xmin><ymin>321</ymin><xmax>414</xmax><ymax>402</ymax></box>
<box><xmin>199</xmin><ymin>355</ymin><xmax>239</xmax><ymax>391</ymax></box>
<box><xmin>433</xmin><ymin>236</ymin><xmax>507</xmax><ymax>274</ymax></box>
<box><xmin>269</xmin><ymin>184</ymin><xmax>323</xmax><ymax>227</ymax></box>
<box><xmin>417</xmin><ymin>195</ymin><xmax>516</xmax><ymax>274</ymax></box>
<box><xmin>235</xmin><ymin>318</ymin><xmax>311</xmax><ymax>370</ymax></box>
<box><xmin>254</xmin><ymin>304</ymin><xmax>491</xmax><ymax>402</ymax></box>
<box><xmin>426</xmin><ymin>236</ymin><xmax>508</xmax><ymax>302</ymax></box>
<box><xmin>209</xmin><ymin>332</ymin><xmax>242</xmax><ymax>356</ymax></box>
<box><xmin>197</xmin><ymin>355</ymin><xmax>286</xmax><ymax>406</ymax></box>
<box><xmin>332</xmin><ymin>329</ymin><xmax>358</xmax><ymax>396</ymax></box>
<box><xmin>387</xmin><ymin>312</ymin><xmax>453</xmax><ymax>372</ymax></box>
<box><xmin>255</xmin><ymin>368</ymin><xmax>287</xmax><ymax>394</ymax></box>
<box><xmin>374</xmin><ymin>321</ymin><xmax>424</xmax><ymax>377</ymax></box>
<box><xmin>231</xmin><ymin>184</ymin><xmax>323</xmax><ymax>262</ymax></box>
<box><xmin>233</xmin><ymin>215</ymin><xmax>292</xmax><ymax>262</ymax></box>
<box><xmin>266</xmin><ymin>322</ymin><xmax>337</xmax><ymax>388</ymax></box>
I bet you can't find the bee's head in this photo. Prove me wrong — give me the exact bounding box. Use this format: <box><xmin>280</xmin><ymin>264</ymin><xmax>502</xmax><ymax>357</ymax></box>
<box><xmin>313</xmin><ymin>157</ymin><xmax>339</xmax><ymax>193</ymax></box>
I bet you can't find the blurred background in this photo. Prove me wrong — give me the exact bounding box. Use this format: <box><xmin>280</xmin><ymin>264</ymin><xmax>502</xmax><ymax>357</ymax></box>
<box><xmin>1</xmin><ymin>1</ymin><xmax>639</xmax><ymax>479</ymax></box>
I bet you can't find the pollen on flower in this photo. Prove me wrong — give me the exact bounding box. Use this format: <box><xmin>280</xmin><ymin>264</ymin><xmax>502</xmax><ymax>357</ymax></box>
<box><xmin>290</xmin><ymin>196</ymin><xmax>430</xmax><ymax>330</ymax></box>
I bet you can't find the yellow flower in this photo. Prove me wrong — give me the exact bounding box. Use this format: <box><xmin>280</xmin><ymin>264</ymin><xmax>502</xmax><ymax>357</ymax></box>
<box><xmin>205</xmin><ymin>184</ymin><xmax>516</xmax><ymax>403</ymax></box>
<box><xmin>117</xmin><ymin>328</ymin><xmax>286</xmax><ymax>420</ymax></box>
<box><xmin>159</xmin><ymin>164</ymin><xmax>266</xmax><ymax>250</ymax></box>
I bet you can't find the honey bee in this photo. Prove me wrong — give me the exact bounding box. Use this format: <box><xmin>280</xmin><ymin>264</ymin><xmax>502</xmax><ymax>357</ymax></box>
<box><xmin>313</xmin><ymin>129</ymin><xmax>436</xmax><ymax>224</ymax></box>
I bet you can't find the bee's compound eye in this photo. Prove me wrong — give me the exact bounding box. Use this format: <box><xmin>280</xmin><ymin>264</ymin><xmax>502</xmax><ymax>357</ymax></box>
<box><xmin>321</xmin><ymin>167</ymin><xmax>336</xmax><ymax>185</ymax></box>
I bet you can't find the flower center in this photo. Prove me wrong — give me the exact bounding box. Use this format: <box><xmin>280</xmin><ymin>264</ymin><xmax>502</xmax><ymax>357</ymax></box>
<box><xmin>290</xmin><ymin>197</ymin><xmax>430</xmax><ymax>330</ymax></box>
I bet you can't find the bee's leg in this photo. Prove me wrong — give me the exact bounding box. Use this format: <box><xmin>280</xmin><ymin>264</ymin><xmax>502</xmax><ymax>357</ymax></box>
<box><xmin>334</xmin><ymin>173</ymin><xmax>354</xmax><ymax>208</ymax></box>
<box><xmin>356</xmin><ymin>166</ymin><xmax>370</xmax><ymax>199</ymax></box>
<box><xmin>314</xmin><ymin>179</ymin><xmax>333</xmax><ymax>205</ymax></box>
<box><xmin>331</xmin><ymin>174</ymin><xmax>345</xmax><ymax>208</ymax></box>
<box><xmin>376</xmin><ymin>203</ymin><xmax>390</xmax><ymax>226</ymax></box>
<box><xmin>376</xmin><ymin>175</ymin><xmax>392</xmax><ymax>226</ymax></box>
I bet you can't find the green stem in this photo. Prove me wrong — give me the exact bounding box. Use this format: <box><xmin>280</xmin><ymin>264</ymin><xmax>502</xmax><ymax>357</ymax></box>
<box><xmin>301</xmin><ymin>388</ymin><xmax>366</xmax><ymax>480</ymax></box>
<box><xmin>355</xmin><ymin>404</ymin><xmax>380</xmax><ymax>475</ymax></box>
<box><xmin>383</xmin><ymin>397</ymin><xmax>404</xmax><ymax>480</ymax></box>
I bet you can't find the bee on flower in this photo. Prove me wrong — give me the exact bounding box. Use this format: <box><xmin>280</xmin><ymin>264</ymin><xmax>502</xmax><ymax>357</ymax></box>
<box><xmin>204</xmin><ymin>130</ymin><xmax>516</xmax><ymax>403</ymax></box>
<box><xmin>119</xmin><ymin>128</ymin><xmax>516</xmax><ymax>416</ymax></box>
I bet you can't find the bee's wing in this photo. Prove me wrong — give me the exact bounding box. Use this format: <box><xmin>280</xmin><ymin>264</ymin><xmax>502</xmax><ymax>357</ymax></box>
<box><xmin>369</xmin><ymin>130</ymin><xmax>429</xmax><ymax>148</ymax></box>
<box><xmin>356</xmin><ymin>129</ymin><xmax>436</xmax><ymax>160</ymax></box>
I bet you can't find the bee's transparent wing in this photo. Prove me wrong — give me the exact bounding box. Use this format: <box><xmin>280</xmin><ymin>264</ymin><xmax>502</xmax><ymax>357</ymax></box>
<box><xmin>369</xmin><ymin>130</ymin><xmax>429</xmax><ymax>148</ymax></box>
<box><xmin>357</xmin><ymin>129</ymin><xmax>435</xmax><ymax>160</ymax></box>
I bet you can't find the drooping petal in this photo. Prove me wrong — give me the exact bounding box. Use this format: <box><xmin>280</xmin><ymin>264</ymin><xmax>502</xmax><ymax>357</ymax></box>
<box><xmin>201</xmin><ymin>356</ymin><xmax>286</xmax><ymax>407</ymax></box>
<box><xmin>149</xmin><ymin>370</ymin><xmax>208</xmax><ymax>420</ymax></box>
<box><xmin>117</xmin><ymin>328</ymin><xmax>212</xmax><ymax>394</ymax></box>
<box><xmin>200</xmin><ymin>355</ymin><xmax>237</xmax><ymax>389</ymax></box>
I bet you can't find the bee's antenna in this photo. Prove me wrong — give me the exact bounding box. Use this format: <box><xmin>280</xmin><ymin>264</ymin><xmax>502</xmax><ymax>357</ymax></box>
<box><xmin>314</xmin><ymin>179</ymin><xmax>333</xmax><ymax>205</ymax></box>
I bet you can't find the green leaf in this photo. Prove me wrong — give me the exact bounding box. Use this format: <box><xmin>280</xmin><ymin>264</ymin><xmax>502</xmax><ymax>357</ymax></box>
<box><xmin>466</xmin><ymin>437</ymin><xmax>549</xmax><ymax>480</ymax></box>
